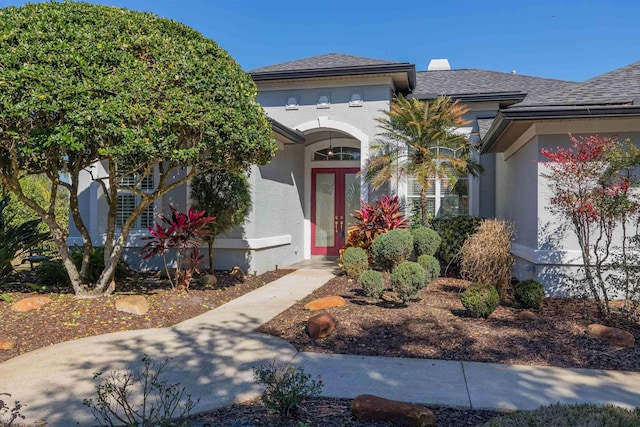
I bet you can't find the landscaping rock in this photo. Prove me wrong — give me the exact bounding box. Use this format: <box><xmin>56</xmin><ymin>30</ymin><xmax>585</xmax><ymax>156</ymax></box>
<box><xmin>351</xmin><ymin>394</ymin><xmax>435</xmax><ymax>427</ymax></box>
<box><xmin>517</xmin><ymin>310</ymin><xmax>542</xmax><ymax>322</ymax></box>
<box><xmin>0</xmin><ymin>338</ymin><xmax>16</xmax><ymax>350</ymax></box>
<box><xmin>199</xmin><ymin>274</ymin><xmax>218</xmax><ymax>287</ymax></box>
<box><xmin>11</xmin><ymin>296</ymin><xmax>52</xmax><ymax>312</ymax></box>
<box><xmin>307</xmin><ymin>312</ymin><xmax>336</xmax><ymax>339</ymax></box>
<box><xmin>587</xmin><ymin>324</ymin><xmax>635</xmax><ymax>348</ymax></box>
<box><xmin>231</xmin><ymin>266</ymin><xmax>247</xmax><ymax>281</ymax></box>
<box><xmin>304</xmin><ymin>295</ymin><xmax>346</xmax><ymax>311</ymax></box>
<box><xmin>115</xmin><ymin>295</ymin><xmax>150</xmax><ymax>316</ymax></box>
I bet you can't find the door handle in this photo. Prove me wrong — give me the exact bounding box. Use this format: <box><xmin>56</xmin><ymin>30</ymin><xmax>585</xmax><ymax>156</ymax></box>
<box><xmin>334</xmin><ymin>216</ymin><xmax>338</xmax><ymax>233</ymax></box>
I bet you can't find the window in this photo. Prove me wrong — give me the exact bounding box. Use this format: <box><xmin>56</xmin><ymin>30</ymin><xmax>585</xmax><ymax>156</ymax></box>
<box><xmin>313</xmin><ymin>146</ymin><xmax>360</xmax><ymax>161</ymax></box>
<box><xmin>406</xmin><ymin>144</ymin><xmax>469</xmax><ymax>218</ymax></box>
<box><xmin>406</xmin><ymin>176</ymin><xmax>469</xmax><ymax>218</ymax></box>
<box><xmin>116</xmin><ymin>168</ymin><xmax>155</xmax><ymax>229</ymax></box>
<box><xmin>285</xmin><ymin>96</ymin><xmax>298</xmax><ymax>110</ymax></box>
<box><xmin>317</xmin><ymin>94</ymin><xmax>330</xmax><ymax>109</ymax></box>
<box><xmin>349</xmin><ymin>92</ymin><xmax>363</xmax><ymax>107</ymax></box>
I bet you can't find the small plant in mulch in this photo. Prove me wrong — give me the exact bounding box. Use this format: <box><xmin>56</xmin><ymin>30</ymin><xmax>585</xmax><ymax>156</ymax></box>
<box><xmin>82</xmin><ymin>354</ymin><xmax>198</xmax><ymax>427</ymax></box>
<box><xmin>460</xmin><ymin>282</ymin><xmax>500</xmax><ymax>318</ymax></box>
<box><xmin>514</xmin><ymin>279</ymin><xmax>545</xmax><ymax>309</ymax></box>
<box><xmin>253</xmin><ymin>361</ymin><xmax>323</xmax><ymax>417</ymax></box>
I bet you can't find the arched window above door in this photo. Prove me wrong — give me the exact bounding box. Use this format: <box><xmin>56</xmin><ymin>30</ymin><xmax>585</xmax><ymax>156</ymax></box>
<box><xmin>314</xmin><ymin>147</ymin><xmax>360</xmax><ymax>161</ymax></box>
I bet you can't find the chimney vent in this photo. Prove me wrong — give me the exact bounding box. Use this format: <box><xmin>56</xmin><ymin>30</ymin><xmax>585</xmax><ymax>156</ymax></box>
<box><xmin>427</xmin><ymin>59</ymin><xmax>451</xmax><ymax>71</ymax></box>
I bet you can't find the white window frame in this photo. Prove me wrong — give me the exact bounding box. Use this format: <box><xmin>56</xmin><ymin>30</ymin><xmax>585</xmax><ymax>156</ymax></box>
<box><xmin>405</xmin><ymin>144</ymin><xmax>470</xmax><ymax>218</ymax></box>
<box><xmin>116</xmin><ymin>167</ymin><xmax>156</xmax><ymax>230</ymax></box>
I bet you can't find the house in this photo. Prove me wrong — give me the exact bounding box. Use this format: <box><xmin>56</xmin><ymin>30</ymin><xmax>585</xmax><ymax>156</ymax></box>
<box><xmin>70</xmin><ymin>53</ymin><xmax>640</xmax><ymax>291</ymax></box>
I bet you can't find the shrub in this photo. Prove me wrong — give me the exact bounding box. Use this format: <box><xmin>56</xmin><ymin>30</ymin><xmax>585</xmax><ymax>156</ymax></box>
<box><xmin>390</xmin><ymin>261</ymin><xmax>427</xmax><ymax>303</ymax></box>
<box><xmin>417</xmin><ymin>255</ymin><xmax>440</xmax><ymax>284</ymax></box>
<box><xmin>411</xmin><ymin>226</ymin><xmax>441</xmax><ymax>257</ymax></box>
<box><xmin>36</xmin><ymin>246</ymin><xmax>130</xmax><ymax>287</ymax></box>
<box><xmin>481</xmin><ymin>403</ymin><xmax>640</xmax><ymax>427</ymax></box>
<box><xmin>460</xmin><ymin>219</ymin><xmax>514</xmax><ymax>299</ymax></box>
<box><xmin>359</xmin><ymin>270</ymin><xmax>385</xmax><ymax>299</ymax></box>
<box><xmin>433</xmin><ymin>215</ymin><xmax>481</xmax><ymax>271</ymax></box>
<box><xmin>253</xmin><ymin>362</ymin><xmax>323</xmax><ymax>417</ymax></box>
<box><xmin>514</xmin><ymin>279</ymin><xmax>545</xmax><ymax>309</ymax></box>
<box><xmin>341</xmin><ymin>247</ymin><xmax>368</xmax><ymax>280</ymax></box>
<box><xmin>372</xmin><ymin>229</ymin><xmax>413</xmax><ymax>271</ymax></box>
<box><xmin>345</xmin><ymin>195</ymin><xmax>408</xmax><ymax>257</ymax></box>
<box><xmin>82</xmin><ymin>354</ymin><xmax>198</xmax><ymax>427</ymax></box>
<box><xmin>0</xmin><ymin>196</ymin><xmax>48</xmax><ymax>284</ymax></box>
<box><xmin>460</xmin><ymin>282</ymin><xmax>500</xmax><ymax>318</ymax></box>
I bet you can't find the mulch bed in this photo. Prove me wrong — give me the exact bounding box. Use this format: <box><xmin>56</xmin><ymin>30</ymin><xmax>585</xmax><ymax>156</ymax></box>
<box><xmin>258</xmin><ymin>275</ymin><xmax>640</xmax><ymax>371</ymax></box>
<box><xmin>0</xmin><ymin>269</ymin><xmax>293</xmax><ymax>364</ymax></box>
<box><xmin>189</xmin><ymin>396</ymin><xmax>504</xmax><ymax>427</ymax></box>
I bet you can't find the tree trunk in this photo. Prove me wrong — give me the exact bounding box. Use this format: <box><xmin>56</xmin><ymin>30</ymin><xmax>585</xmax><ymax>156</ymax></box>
<box><xmin>420</xmin><ymin>187</ymin><xmax>429</xmax><ymax>227</ymax></box>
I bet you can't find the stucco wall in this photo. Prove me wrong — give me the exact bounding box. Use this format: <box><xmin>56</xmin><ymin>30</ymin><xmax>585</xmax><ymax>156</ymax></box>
<box><xmin>495</xmin><ymin>135</ymin><xmax>539</xmax><ymax>248</ymax></box>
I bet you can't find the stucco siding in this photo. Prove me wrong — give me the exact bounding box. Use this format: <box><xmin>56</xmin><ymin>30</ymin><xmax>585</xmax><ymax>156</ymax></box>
<box><xmin>495</xmin><ymin>135</ymin><xmax>538</xmax><ymax>249</ymax></box>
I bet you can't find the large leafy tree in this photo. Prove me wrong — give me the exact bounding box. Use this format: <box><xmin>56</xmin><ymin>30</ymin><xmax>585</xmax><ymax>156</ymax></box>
<box><xmin>0</xmin><ymin>2</ymin><xmax>276</xmax><ymax>297</ymax></box>
<box><xmin>190</xmin><ymin>169</ymin><xmax>252</xmax><ymax>271</ymax></box>
<box><xmin>363</xmin><ymin>95</ymin><xmax>483</xmax><ymax>226</ymax></box>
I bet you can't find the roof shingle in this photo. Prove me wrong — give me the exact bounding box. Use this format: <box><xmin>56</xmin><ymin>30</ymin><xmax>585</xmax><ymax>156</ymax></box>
<box><xmin>514</xmin><ymin>61</ymin><xmax>640</xmax><ymax>107</ymax></box>
<box><xmin>413</xmin><ymin>69</ymin><xmax>578</xmax><ymax>102</ymax></box>
<box><xmin>250</xmin><ymin>53</ymin><xmax>408</xmax><ymax>73</ymax></box>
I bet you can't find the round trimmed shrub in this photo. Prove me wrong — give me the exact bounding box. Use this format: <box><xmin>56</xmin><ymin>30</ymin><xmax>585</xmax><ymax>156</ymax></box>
<box><xmin>417</xmin><ymin>254</ymin><xmax>440</xmax><ymax>284</ymax></box>
<box><xmin>359</xmin><ymin>270</ymin><xmax>385</xmax><ymax>299</ymax></box>
<box><xmin>390</xmin><ymin>261</ymin><xmax>426</xmax><ymax>302</ymax></box>
<box><xmin>460</xmin><ymin>282</ymin><xmax>500</xmax><ymax>318</ymax></box>
<box><xmin>372</xmin><ymin>229</ymin><xmax>413</xmax><ymax>271</ymax></box>
<box><xmin>411</xmin><ymin>226</ymin><xmax>442</xmax><ymax>257</ymax></box>
<box><xmin>514</xmin><ymin>279</ymin><xmax>545</xmax><ymax>309</ymax></box>
<box><xmin>341</xmin><ymin>247</ymin><xmax>368</xmax><ymax>280</ymax></box>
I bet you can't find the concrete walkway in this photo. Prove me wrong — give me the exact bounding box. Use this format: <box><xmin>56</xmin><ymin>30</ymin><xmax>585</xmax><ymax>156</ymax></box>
<box><xmin>1</xmin><ymin>268</ymin><xmax>640</xmax><ymax>426</ymax></box>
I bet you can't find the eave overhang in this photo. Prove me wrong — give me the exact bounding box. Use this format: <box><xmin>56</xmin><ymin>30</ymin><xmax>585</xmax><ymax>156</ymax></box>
<box><xmin>480</xmin><ymin>105</ymin><xmax>640</xmax><ymax>154</ymax></box>
<box><xmin>270</xmin><ymin>118</ymin><xmax>305</xmax><ymax>145</ymax></box>
<box><xmin>251</xmin><ymin>63</ymin><xmax>416</xmax><ymax>92</ymax></box>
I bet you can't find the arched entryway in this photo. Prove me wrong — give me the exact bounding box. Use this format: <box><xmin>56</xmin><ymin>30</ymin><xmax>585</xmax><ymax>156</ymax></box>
<box><xmin>298</xmin><ymin>121</ymin><xmax>366</xmax><ymax>257</ymax></box>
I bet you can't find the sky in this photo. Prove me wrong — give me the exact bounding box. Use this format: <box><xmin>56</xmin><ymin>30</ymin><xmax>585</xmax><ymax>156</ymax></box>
<box><xmin>1</xmin><ymin>0</ymin><xmax>638</xmax><ymax>82</ymax></box>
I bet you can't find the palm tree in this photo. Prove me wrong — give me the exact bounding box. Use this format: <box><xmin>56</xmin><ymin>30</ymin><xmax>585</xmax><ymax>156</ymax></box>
<box><xmin>362</xmin><ymin>95</ymin><xmax>483</xmax><ymax>226</ymax></box>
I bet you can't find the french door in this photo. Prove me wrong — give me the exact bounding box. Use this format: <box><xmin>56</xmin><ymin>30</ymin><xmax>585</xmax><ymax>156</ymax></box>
<box><xmin>311</xmin><ymin>168</ymin><xmax>360</xmax><ymax>256</ymax></box>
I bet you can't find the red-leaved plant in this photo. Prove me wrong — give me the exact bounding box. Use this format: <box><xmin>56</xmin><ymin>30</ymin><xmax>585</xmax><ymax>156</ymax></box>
<box><xmin>140</xmin><ymin>206</ymin><xmax>215</xmax><ymax>291</ymax></box>
<box><xmin>540</xmin><ymin>134</ymin><xmax>640</xmax><ymax>315</ymax></box>
<box><xmin>345</xmin><ymin>195</ymin><xmax>408</xmax><ymax>257</ymax></box>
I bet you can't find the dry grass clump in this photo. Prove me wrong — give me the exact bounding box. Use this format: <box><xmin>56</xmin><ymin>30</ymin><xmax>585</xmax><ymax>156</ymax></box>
<box><xmin>460</xmin><ymin>219</ymin><xmax>514</xmax><ymax>298</ymax></box>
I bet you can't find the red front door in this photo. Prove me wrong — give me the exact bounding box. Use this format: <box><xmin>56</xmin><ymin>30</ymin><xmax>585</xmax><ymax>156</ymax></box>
<box><xmin>311</xmin><ymin>168</ymin><xmax>360</xmax><ymax>256</ymax></box>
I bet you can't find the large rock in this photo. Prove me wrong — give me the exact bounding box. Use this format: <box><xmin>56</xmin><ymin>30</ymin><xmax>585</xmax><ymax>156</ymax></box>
<box><xmin>11</xmin><ymin>296</ymin><xmax>52</xmax><ymax>312</ymax></box>
<box><xmin>307</xmin><ymin>312</ymin><xmax>336</xmax><ymax>339</ymax></box>
<box><xmin>0</xmin><ymin>338</ymin><xmax>16</xmax><ymax>350</ymax></box>
<box><xmin>304</xmin><ymin>296</ymin><xmax>346</xmax><ymax>311</ymax></box>
<box><xmin>351</xmin><ymin>394</ymin><xmax>435</xmax><ymax>427</ymax></box>
<box><xmin>199</xmin><ymin>274</ymin><xmax>218</xmax><ymax>287</ymax></box>
<box><xmin>587</xmin><ymin>324</ymin><xmax>635</xmax><ymax>348</ymax></box>
<box><xmin>517</xmin><ymin>310</ymin><xmax>542</xmax><ymax>322</ymax></box>
<box><xmin>116</xmin><ymin>296</ymin><xmax>150</xmax><ymax>316</ymax></box>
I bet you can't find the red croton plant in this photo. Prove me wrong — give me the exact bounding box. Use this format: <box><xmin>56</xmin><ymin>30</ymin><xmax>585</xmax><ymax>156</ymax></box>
<box><xmin>345</xmin><ymin>195</ymin><xmax>408</xmax><ymax>257</ymax></box>
<box><xmin>540</xmin><ymin>134</ymin><xmax>640</xmax><ymax>315</ymax></box>
<box><xmin>140</xmin><ymin>206</ymin><xmax>215</xmax><ymax>291</ymax></box>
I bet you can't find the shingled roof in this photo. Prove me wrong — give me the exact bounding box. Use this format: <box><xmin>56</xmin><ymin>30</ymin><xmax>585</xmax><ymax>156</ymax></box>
<box><xmin>514</xmin><ymin>61</ymin><xmax>640</xmax><ymax>107</ymax></box>
<box><xmin>249</xmin><ymin>53</ymin><xmax>416</xmax><ymax>91</ymax></box>
<box><xmin>250</xmin><ymin>53</ymin><xmax>405</xmax><ymax>73</ymax></box>
<box><xmin>413</xmin><ymin>69</ymin><xmax>578</xmax><ymax>103</ymax></box>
